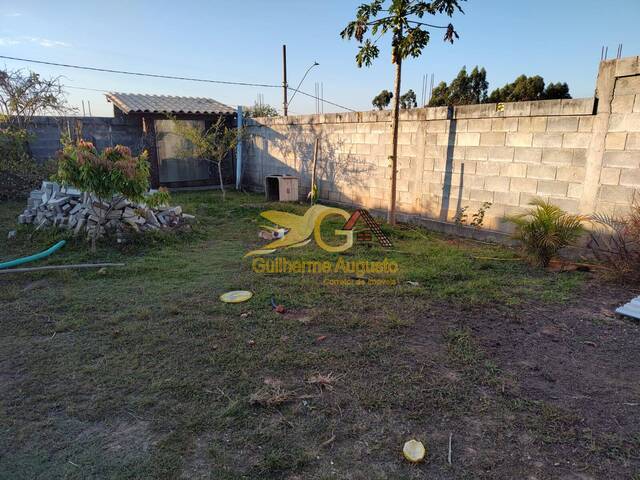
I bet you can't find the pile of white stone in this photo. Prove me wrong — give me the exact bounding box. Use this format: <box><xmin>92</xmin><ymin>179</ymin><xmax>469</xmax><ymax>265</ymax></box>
<box><xmin>17</xmin><ymin>181</ymin><xmax>194</xmax><ymax>239</ymax></box>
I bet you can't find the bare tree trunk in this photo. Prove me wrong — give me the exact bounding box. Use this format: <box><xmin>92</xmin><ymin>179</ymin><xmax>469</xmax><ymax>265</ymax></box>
<box><xmin>217</xmin><ymin>160</ymin><xmax>226</xmax><ymax>201</ymax></box>
<box><xmin>388</xmin><ymin>55</ymin><xmax>402</xmax><ymax>225</ymax></box>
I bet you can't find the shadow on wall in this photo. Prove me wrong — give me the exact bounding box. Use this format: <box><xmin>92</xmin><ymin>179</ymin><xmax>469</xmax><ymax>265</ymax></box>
<box><xmin>246</xmin><ymin>124</ymin><xmax>376</xmax><ymax>206</ymax></box>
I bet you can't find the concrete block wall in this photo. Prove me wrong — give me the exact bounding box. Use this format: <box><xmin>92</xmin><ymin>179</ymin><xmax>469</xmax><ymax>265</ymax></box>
<box><xmin>244</xmin><ymin>57</ymin><xmax>640</xmax><ymax>232</ymax></box>
<box><xmin>24</xmin><ymin>116</ymin><xmax>144</xmax><ymax>162</ymax></box>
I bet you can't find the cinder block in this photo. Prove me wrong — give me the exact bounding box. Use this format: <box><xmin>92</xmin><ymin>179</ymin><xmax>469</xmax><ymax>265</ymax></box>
<box><xmin>494</xmin><ymin>191</ymin><xmax>520</xmax><ymax>206</ymax></box>
<box><xmin>542</xmin><ymin>148</ymin><xmax>573</xmax><ymax>165</ymax></box>
<box><xmin>456</xmin><ymin>132</ymin><xmax>481</xmax><ymax>146</ymax></box>
<box><xmin>556</xmin><ymin>166</ymin><xmax>585</xmax><ymax>182</ymax></box>
<box><xmin>530</xmin><ymin>99</ymin><xmax>562</xmax><ymax>116</ymax></box>
<box><xmin>486</xmin><ymin>146</ymin><xmax>515</xmax><ymax>162</ymax></box>
<box><xmin>437</xmin><ymin>133</ymin><xmax>452</xmax><ymax>146</ymax></box>
<box><xmin>615</xmin><ymin>75</ymin><xmax>640</xmax><ymax>95</ymax></box>
<box><xmin>527</xmin><ymin>164</ymin><xmax>556</xmax><ymax>180</ymax></box>
<box><xmin>428</xmin><ymin>120</ymin><xmax>449</xmax><ymax>133</ymax></box>
<box><xmin>547</xmin><ymin>116</ymin><xmax>579</xmax><ymax>132</ymax></box>
<box><xmin>612</xmin><ymin>94</ymin><xmax>636</xmax><ymax>114</ymax></box>
<box><xmin>520</xmin><ymin>193</ymin><xmax>543</xmax><ymax>206</ymax></box>
<box><xmin>467</xmin><ymin>118</ymin><xmax>492</xmax><ymax>132</ymax></box>
<box><xmin>475</xmin><ymin>161</ymin><xmax>501</xmax><ymax>176</ymax></box>
<box><xmin>364</xmin><ymin>133</ymin><xmax>380</xmax><ymax>144</ymax></box>
<box><xmin>561</xmin><ymin>98</ymin><xmax>595</xmax><ymax>115</ymax></box>
<box><xmin>603</xmin><ymin>151</ymin><xmax>640</xmax><ymax>168</ymax></box>
<box><xmin>599</xmin><ymin>184</ymin><xmax>636</xmax><ymax>203</ymax></box>
<box><xmin>485</xmin><ymin>176</ymin><xmax>511</xmax><ymax>192</ymax></box>
<box><xmin>619</xmin><ymin>169</ymin><xmax>640</xmax><ymax>187</ymax></box>
<box><xmin>506</xmin><ymin>133</ymin><xmax>533</xmax><ymax>147</ymax></box>
<box><xmin>480</xmin><ymin>132</ymin><xmax>506</xmax><ymax>146</ymax></box>
<box><xmin>514</xmin><ymin>147</ymin><xmax>542</xmax><ymax>164</ymax></box>
<box><xmin>518</xmin><ymin>117</ymin><xmax>547</xmax><ymax>132</ymax></box>
<box><xmin>491</xmin><ymin>117</ymin><xmax>518</xmax><ymax>132</ymax></box>
<box><xmin>356</xmin><ymin>144</ymin><xmax>371</xmax><ymax>155</ymax></box>
<box><xmin>469</xmin><ymin>189</ymin><xmax>494</xmax><ymax>202</ymax></box>
<box><xmin>533</xmin><ymin>133</ymin><xmax>563</xmax><ymax>148</ymax></box>
<box><xmin>510</xmin><ymin>177</ymin><xmax>538</xmax><ymax>194</ymax></box>
<box><xmin>562</xmin><ymin>132</ymin><xmax>592</xmax><ymax>149</ymax></box>
<box><xmin>567</xmin><ymin>183</ymin><xmax>583</xmax><ymax>199</ymax></box>
<box><xmin>397</xmin><ymin>132</ymin><xmax>413</xmax><ymax>145</ymax></box>
<box><xmin>537</xmin><ymin>180</ymin><xmax>568</xmax><ymax>196</ymax></box>
<box><xmin>605</xmin><ymin>132</ymin><xmax>627</xmax><ymax>150</ymax></box>
<box><xmin>500</xmin><ymin>163</ymin><xmax>527</xmax><ymax>178</ymax></box>
<box><xmin>599</xmin><ymin>167</ymin><xmax>621</xmax><ymax>185</ymax></box>
<box><xmin>548</xmin><ymin>197</ymin><xmax>580</xmax><ymax>213</ymax></box>
<box><xmin>465</xmin><ymin>146</ymin><xmax>489</xmax><ymax>161</ymax></box>
<box><xmin>578</xmin><ymin>115</ymin><xmax>594</xmax><ymax>132</ymax></box>
<box><xmin>572</xmin><ymin>149</ymin><xmax>588</xmax><ymax>166</ymax></box>
<box><xmin>609</xmin><ymin>113</ymin><xmax>640</xmax><ymax>132</ymax></box>
<box><xmin>625</xmin><ymin>132</ymin><xmax>640</xmax><ymax>150</ymax></box>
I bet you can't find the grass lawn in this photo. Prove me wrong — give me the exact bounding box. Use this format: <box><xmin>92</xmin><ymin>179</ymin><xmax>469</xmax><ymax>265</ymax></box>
<box><xmin>1</xmin><ymin>191</ymin><xmax>638</xmax><ymax>479</ymax></box>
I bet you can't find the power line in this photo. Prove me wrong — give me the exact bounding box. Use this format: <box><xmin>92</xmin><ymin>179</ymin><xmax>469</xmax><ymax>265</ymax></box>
<box><xmin>0</xmin><ymin>54</ymin><xmax>280</xmax><ymax>88</ymax></box>
<box><xmin>0</xmin><ymin>54</ymin><xmax>357</xmax><ymax>112</ymax></box>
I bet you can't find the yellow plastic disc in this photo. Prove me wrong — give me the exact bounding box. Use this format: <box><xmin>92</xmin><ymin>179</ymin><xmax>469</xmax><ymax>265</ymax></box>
<box><xmin>402</xmin><ymin>439</ymin><xmax>426</xmax><ymax>463</ymax></box>
<box><xmin>220</xmin><ymin>290</ymin><xmax>253</xmax><ymax>303</ymax></box>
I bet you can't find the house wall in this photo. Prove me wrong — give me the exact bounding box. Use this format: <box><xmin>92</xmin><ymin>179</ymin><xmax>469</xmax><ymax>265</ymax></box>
<box><xmin>21</xmin><ymin>114</ymin><xmax>236</xmax><ymax>189</ymax></box>
<box><xmin>244</xmin><ymin>56</ymin><xmax>640</xmax><ymax>232</ymax></box>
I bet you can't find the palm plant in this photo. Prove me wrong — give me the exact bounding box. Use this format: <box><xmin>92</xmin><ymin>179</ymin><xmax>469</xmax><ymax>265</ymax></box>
<box><xmin>507</xmin><ymin>198</ymin><xmax>586</xmax><ymax>267</ymax></box>
<box><xmin>588</xmin><ymin>205</ymin><xmax>640</xmax><ymax>282</ymax></box>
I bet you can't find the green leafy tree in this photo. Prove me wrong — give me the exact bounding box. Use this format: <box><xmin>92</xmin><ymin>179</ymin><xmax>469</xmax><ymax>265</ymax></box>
<box><xmin>245</xmin><ymin>102</ymin><xmax>278</xmax><ymax>118</ymax></box>
<box><xmin>341</xmin><ymin>0</ymin><xmax>465</xmax><ymax>224</ymax></box>
<box><xmin>400</xmin><ymin>89</ymin><xmax>417</xmax><ymax>109</ymax></box>
<box><xmin>427</xmin><ymin>65</ymin><xmax>487</xmax><ymax>106</ymax></box>
<box><xmin>372</xmin><ymin>89</ymin><xmax>394</xmax><ymax>110</ymax></box>
<box><xmin>172</xmin><ymin>117</ymin><xmax>244</xmax><ymax>202</ymax></box>
<box><xmin>487</xmin><ymin>75</ymin><xmax>571</xmax><ymax>103</ymax></box>
<box><xmin>428</xmin><ymin>80</ymin><xmax>450</xmax><ymax>106</ymax></box>
<box><xmin>542</xmin><ymin>82</ymin><xmax>571</xmax><ymax>100</ymax></box>
<box><xmin>56</xmin><ymin>139</ymin><xmax>150</xmax><ymax>251</ymax></box>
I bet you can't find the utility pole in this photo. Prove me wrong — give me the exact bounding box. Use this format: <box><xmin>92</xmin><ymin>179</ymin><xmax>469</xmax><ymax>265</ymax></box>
<box><xmin>282</xmin><ymin>44</ymin><xmax>288</xmax><ymax>116</ymax></box>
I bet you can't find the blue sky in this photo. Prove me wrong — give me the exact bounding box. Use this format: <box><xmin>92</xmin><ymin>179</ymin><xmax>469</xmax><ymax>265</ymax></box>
<box><xmin>0</xmin><ymin>0</ymin><xmax>638</xmax><ymax>116</ymax></box>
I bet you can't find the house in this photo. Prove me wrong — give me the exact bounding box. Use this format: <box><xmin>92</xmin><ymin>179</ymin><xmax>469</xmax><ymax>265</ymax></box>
<box><xmin>106</xmin><ymin>92</ymin><xmax>237</xmax><ymax>189</ymax></box>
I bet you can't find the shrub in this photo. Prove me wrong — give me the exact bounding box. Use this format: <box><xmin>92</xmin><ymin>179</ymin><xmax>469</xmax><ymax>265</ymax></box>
<box><xmin>0</xmin><ymin>128</ymin><xmax>55</xmax><ymax>200</ymax></box>
<box><xmin>56</xmin><ymin>137</ymin><xmax>150</xmax><ymax>250</ymax></box>
<box><xmin>507</xmin><ymin>198</ymin><xmax>586</xmax><ymax>267</ymax></box>
<box><xmin>588</xmin><ymin>205</ymin><xmax>640</xmax><ymax>283</ymax></box>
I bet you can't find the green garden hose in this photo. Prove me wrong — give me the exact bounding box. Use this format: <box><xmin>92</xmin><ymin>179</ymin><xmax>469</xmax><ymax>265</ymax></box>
<box><xmin>0</xmin><ymin>240</ymin><xmax>66</xmax><ymax>270</ymax></box>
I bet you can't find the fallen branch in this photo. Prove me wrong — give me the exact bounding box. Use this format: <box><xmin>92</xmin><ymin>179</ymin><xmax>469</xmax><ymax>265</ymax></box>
<box><xmin>0</xmin><ymin>263</ymin><xmax>125</xmax><ymax>274</ymax></box>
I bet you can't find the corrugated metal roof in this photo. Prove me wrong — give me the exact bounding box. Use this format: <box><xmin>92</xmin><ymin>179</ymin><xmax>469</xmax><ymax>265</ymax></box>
<box><xmin>106</xmin><ymin>92</ymin><xmax>235</xmax><ymax>115</ymax></box>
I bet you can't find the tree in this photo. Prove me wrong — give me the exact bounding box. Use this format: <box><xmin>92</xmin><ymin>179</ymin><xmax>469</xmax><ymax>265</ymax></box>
<box><xmin>427</xmin><ymin>65</ymin><xmax>487</xmax><ymax>106</ymax></box>
<box><xmin>56</xmin><ymin>139</ymin><xmax>150</xmax><ymax>251</ymax></box>
<box><xmin>341</xmin><ymin>0</ymin><xmax>464</xmax><ymax>224</ymax></box>
<box><xmin>245</xmin><ymin>102</ymin><xmax>278</xmax><ymax>118</ymax></box>
<box><xmin>400</xmin><ymin>89</ymin><xmax>417</xmax><ymax>109</ymax></box>
<box><xmin>487</xmin><ymin>75</ymin><xmax>571</xmax><ymax>103</ymax></box>
<box><xmin>542</xmin><ymin>82</ymin><xmax>571</xmax><ymax>100</ymax></box>
<box><xmin>0</xmin><ymin>69</ymin><xmax>70</xmax><ymax>129</ymax></box>
<box><xmin>372</xmin><ymin>89</ymin><xmax>394</xmax><ymax>110</ymax></box>
<box><xmin>172</xmin><ymin>117</ymin><xmax>243</xmax><ymax>202</ymax></box>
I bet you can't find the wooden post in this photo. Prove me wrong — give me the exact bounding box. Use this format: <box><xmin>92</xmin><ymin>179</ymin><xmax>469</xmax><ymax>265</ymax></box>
<box><xmin>142</xmin><ymin>116</ymin><xmax>160</xmax><ymax>189</ymax></box>
<box><xmin>282</xmin><ymin>45</ymin><xmax>288</xmax><ymax>116</ymax></box>
<box><xmin>309</xmin><ymin>137</ymin><xmax>319</xmax><ymax>204</ymax></box>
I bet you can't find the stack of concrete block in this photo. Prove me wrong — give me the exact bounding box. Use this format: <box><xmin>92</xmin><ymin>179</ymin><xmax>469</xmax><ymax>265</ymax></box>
<box><xmin>17</xmin><ymin>181</ymin><xmax>195</xmax><ymax>240</ymax></box>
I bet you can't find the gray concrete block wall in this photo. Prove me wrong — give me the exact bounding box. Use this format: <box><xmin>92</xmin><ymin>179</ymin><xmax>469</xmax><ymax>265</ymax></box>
<box><xmin>244</xmin><ymin>57</ymin><xmax>640</xmax><ymax>232</ymax></box>
<box><xmin>24</xmin><ymin>116</ymin><xmax>144</xmax><ymax>162</ymax></box>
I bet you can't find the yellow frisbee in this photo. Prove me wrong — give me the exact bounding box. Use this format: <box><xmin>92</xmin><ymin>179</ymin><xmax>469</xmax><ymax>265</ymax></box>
<box><xmin>220</xmin><ymin>290</ymin><xmax>253</xmax><ymax>303</ymax></box>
